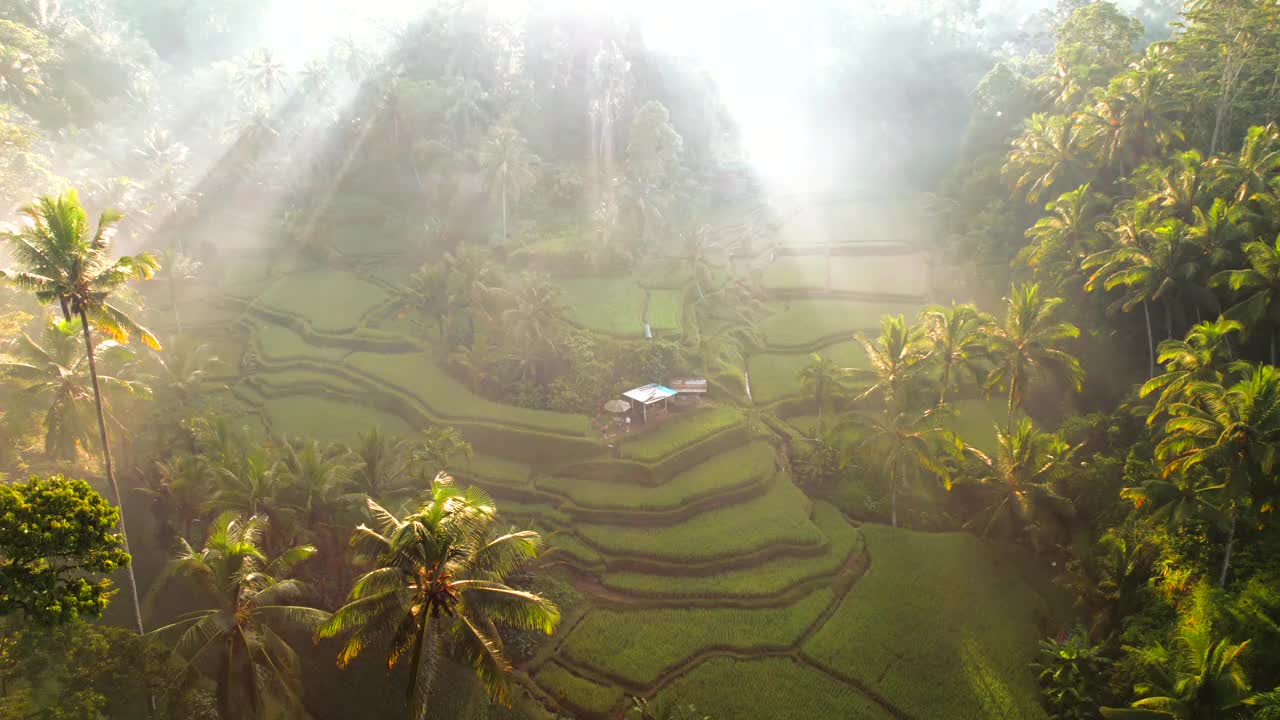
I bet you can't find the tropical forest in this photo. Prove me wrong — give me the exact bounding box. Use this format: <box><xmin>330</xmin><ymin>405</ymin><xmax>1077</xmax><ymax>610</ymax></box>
<box><xmin>6</xmin><ymin>0</ymin><xmax>1280</xmax><ymax>718</ymax></box>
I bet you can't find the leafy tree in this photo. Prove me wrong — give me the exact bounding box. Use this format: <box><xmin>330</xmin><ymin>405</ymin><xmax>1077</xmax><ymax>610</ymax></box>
<box><xmin>317</xmin><ymin>478</ymin><xmax>559</xmax><ymax>720</ymax></box>
<box><xmin>0</xmin><ymin>474</ymin><xmax>131</xmax><ymax>625</ymax></box>
<box><xmin>1102</xmin><ymin>585</ymin><xmax>1252</xmax><ymax>719</ymax></box>
<box><xmin>960</xmin><ymin>417</ymin><xmax>1078</xmax><ymax>549</ymax></box>
<box><xmin>1051</xmin><ymin>1</ymin><xmax>1144</xmax><ymax>108</ymax></box>
<box><xmin>919</xmin><ymin>302</ymin><xmax>993</xmax><ymax>406</ymax></box>
<box><xmin>0</xmin><ymin>190</ymin><xmax>161</xmax><ymax>634</ymax></box>
<box><xmin>0</xmin><ymin>317</ymin><xmax>147</xmax><ymax>460</ymax></box>
<box><xmin>1139</xmin><ymin>318</ymin><xmax>1242</xmax><ymax>424</ymax></box>
<box><xmin>1031</xmin><ymin>627</ymin><xmax>1111</xmax><ymax>720</ymax></box>
<box><xmin>626</xmin><ymin>100</ymin><xmax>682</xmax><ymax>187</ymax></box>
<box><xmin>1213</xmin><ymin>234</ymin><xmax>1280</xmax><ymax>364</ymax></box>
<box><xmin>150</xmin><ymin>513</ymin><xmax>327</xmax><ymax>720</ymax></box>
<box><xmin>984</xmin><ymin>283</ymin><xmax>1084</xmax><ymax>430</ymax></box>
<box><xmin>1155</xmin><ymin>364</ymin><xmax>1280</xmax><ymax>586</ymax></box>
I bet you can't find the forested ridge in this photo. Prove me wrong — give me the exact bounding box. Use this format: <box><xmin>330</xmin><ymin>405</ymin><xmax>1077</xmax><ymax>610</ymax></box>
<box><xmin>4</xmin><ymin>1</ymin><xmax>1280</xmax><ymax>719</ymax></box>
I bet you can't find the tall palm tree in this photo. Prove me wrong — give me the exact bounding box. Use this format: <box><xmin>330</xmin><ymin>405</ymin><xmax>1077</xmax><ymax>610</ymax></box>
<box><xmin>317</xmin><ymin>477</ymin><xmax>560</xmax><ymax>720</ymax></box>
<box><xmin>1212</xmin><ymin>234</ymin><xmax>1280</xmax><ymax>364</ymax></box>
<box><xmin>960</xmin><ymin>417</ymin><xmax>1078</xmax><ymax>551</ymax></box>
<box><xmin>480</xmin><ymin>124</ymin><xmax>539</xmax><ymax>245</ymax></box>
<box><xmin>1210</xmin><ymin>122</ymin><xmax>1280</xmax><ymax>205</ymax></box>
<box><xmin>1020</xmin><ymin>183</ymin><xmax>1105</xmax><ymax>289</ymax></box>
<box><xmin>1004</xmin><ymin>113</ymin><xmax>1093</xmax><ymax>203</ymax></box>
<box><xmin>138</xmin><ymin>453</ymin><xmax>211</xmax><ymax>545</ymax></box>
<box><xmin>1187</xmin><ymin>198</ymin><xmax>1244</xmax><ymax>280</ymax></box>
<box><xmin>851</xmin><ymin>314</ymin><xmax>930</xmax><ymax>412</ymax></box>
<box><xmin>984</xmin><ymin>283</ymin><xmax>1084</xmax><ymax>431</ymax></box>
<box><xmin>1139</xmin><ymin>318</ymin><xmax>1242</xmax><ymax>424</ymax></box>
<box><xmin>232</xmin><ymin>48</ymin><xmax>289</xmax><ymax>101</ymax></box>
<box><xmin>1155</xmin><ymin>364</ymin><xmax>1280</xmax><ymax>586</ymax></box>
<box><xmin>1085</xmin><ymin>219</ymin><xmax>1205</xmax><ymax>376</ymax></box>
<box><xmin>349</xmin><ymin>427</ymin><xmax>412</xmax><ymax>504</ymax></box>
<box><xmin>443</xmin><ymin>246</ymin><xmax>501</xmax><ymax>345</ymax></box>
<box><xmin>919</xmin><ymin>302</ymin><xmax>993</xmax><ymax>406</ymax></box>
<box><xmin>150</xmin><ymin>513</ymin><xmax>328</xmax><ymax>720</ymax></box>
<box><xmin>1151</xmin><ymin>150</ymin><xmax>1208</xmax><ymax>222</ymax></box>
<box><xmin>0</xmin><ymin>190</ymin><xmax>161</xmax><ymax>634</ymax></box>
<box><xmin>841</xmin><ymin>407</ymin><xmax>955</xmax><ymax>528</ymax></box>
<box><xmin>798</xmin><ymin>353</ymin><xmax>850</xmax><ymax>426</ymax></box>
<box><xmin>0</xmin><ymin>317</ymin><xmax>147</xmax><ymax>460</ymax></box>
<box><xmin>499</xmin><ymin>272</ymin><xmax>566</xmax><ymax>382</ymax></box>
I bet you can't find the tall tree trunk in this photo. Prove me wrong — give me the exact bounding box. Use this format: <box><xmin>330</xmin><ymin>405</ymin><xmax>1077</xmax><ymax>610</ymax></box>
<box><xmin>1165</xmin><ymin>302</ymin><xmax>1173</xmax><ymax>340</ymax></box>
<box><xmin>1272</xmin><ymin>331</ymin><xmax>1277</xmax><ymax>366</ymax></box>
<box><xmin>939</xmin><ymin>361</ymin><xmax>951</xmax><ymax>407</ymax></box>
<box><xmin>500</xmin><ymin>177</ymin><xmax>508</xmax><ymax>245</ymax></box>
<box><xmin>1218</xmin><ymin>504</ymin><xmax>1237</xmax><ymax>588</ymax></box>
<box><xmin>80</xmin><ymin>309</ymin><xmax>144</xmax><ymax>635</ymax></box>
<box><xmin>890</xmin><ymin>466</ymin><xmax>898</xmax><ymax>529</ymax></box>
<box><xmin>1143</xmin><ymin>300</ymin><xmax>1155</xmax><ymax>379</ymax></box>
<box><xmin>1006</xmin><ymin>371</ymin><xmax>1018</xmax><ymax>434</ymax></box>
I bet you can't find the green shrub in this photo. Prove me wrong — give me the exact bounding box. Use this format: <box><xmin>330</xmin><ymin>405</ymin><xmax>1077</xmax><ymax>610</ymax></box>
<box><xmin>559</xmin><ymin>589</ymin><xmax>834</xmax><ymax>686</ymax></box>
<box><xmin>601</xmin><ymin>502</ymin><xmax>862</xmax><ymax>598</ymax></box>
<box><xmin>537</xmin><ymin>441</ymin><xmax>774</xmax><ymax>510</ymax></box>
<box><xmin>575</xmin><ymin>475</ymin><xmax>821</xmax><ymax>562</ymax></box>
<box><xmin>759</xmin><ymin>299</ymin><xmax>924</xmax><ymax>350</ymax></box>
<box><xmin>534</xmin><ymin>662</ymin><xmax>624</xmax><ymax>716</ymax></box>
<box><xmin>618</xmin><ymin>407</ymin><xmax>742</xmax><ymax>463</ymax></box>
<box><xmin>656</xmin><ymin>657</ymin><xmax>895</xmax><ymax>720</ymax></box>
<box><xmin>802</xmin><ymin>524</ymin><xmax>1050</xmax><ymax>720</ymax></box>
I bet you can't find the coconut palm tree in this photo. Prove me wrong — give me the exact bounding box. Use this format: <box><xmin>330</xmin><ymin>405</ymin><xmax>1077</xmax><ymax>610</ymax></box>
<box><xmin>1020</xmin><ymin>183</ymin><xmax>1105</xmax><ymax>290</ymax></box>
<box><xmin>1139</xmin><ymin>318</ymin><xmax>1242</xmax><ymax>424</ymax></box>
<box><xmin>984</xmin><ymin>284</ymin><xmax>1084</xmax><ymax>432</ymax></box>
<box><xmin>138</xmin><ymin>453</ymin><xmax>211</xmax><ymax>545</ymax></box>
<box><xmin>443</xmin><ymin>246</ymin><xmax>501</xmax><ymax>345</ymax></box>
<box><xmin>0</xmin><ymin>189</ymin><xmax>161</xmax><ymax>634</ymax></box>
<box><xmin>919</xmin><ymin>302</ymin><xmax>993</xmax><ymax>406</ymax></box>
<box><xmin>841</xmin><ymin>407</ymin><xmax>956</xmax><ymax>528</ymax></box>
<box><xmin>317</xmin><ymin>477</ymin><xmax>559</xmax><ymax>720</ymax></box>
<box><xmin>960</xmin><ymin>417</ymin><xmax>1078</xmax><ymax>551</ymax></box>
<box><xmin>1151</xmin><ymin>150</ymin><xmax>1208</xmax><ymax>222</ymax></box>
<box><xmin>480</xmin><ymin>124</ymin><xmax>539</xmax><ymax>245</ymax></box>
<box><xmin>499</xmin><ymin>272</ymin><xmax>566</xmax><ymax>382</ymax></box>
<box><xmin>150</xmin><ymin>513</ymin><xmax>328</xmax><ymax>720</ymax></box>
<box><xmin>0</xmin><ymin>317</ymin><xmax>148</xmax><ymax>460</ymax></box>
<box><xmin>1004</xmin><ymin>113</ymin><xmax>1094</xmax><ymax>203</ymax></box>
<box><xmin>1155</xmin><ymin>364</ymin><xmax>1280</xmax><ymax>586</ymax></box>
<box><xmin>1212</xmin><ymin>234</ymin><xmax>1280</xmax><ymax>364</ymax></box>
<box><xmin>798</xmin><ymin>353</ymin><xmax>850</xmax><ymax>426</ymax></box>
<box><xmin>414</xmin><ymin>425</ymin><xmax>474</xmax><ymax>476</ymax></box>
<box><xmin>851</xmin><ymin>314</ymin><xmax>930</xmax><ymax>412</ymax></box>
<box><xmin>1211</xmin><ymin>122</ymin><xmax>1280</xmax><ymax>205</ymax></box>
<box><xmin>232</xmin><ymin>48</ymin><xmax>289</xmax><ymax>101</ymax></box>
<box><xmin>349</xmin><ymin>427</ymin><xmax>412</xmax><ymax>504</ymax></box>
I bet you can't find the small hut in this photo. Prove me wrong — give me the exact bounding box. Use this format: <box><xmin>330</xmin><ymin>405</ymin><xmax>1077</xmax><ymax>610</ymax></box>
<box><xmin>622</xmin><ymin>383</ymin><xmax>678</xmax><ymax>424</ymax></box>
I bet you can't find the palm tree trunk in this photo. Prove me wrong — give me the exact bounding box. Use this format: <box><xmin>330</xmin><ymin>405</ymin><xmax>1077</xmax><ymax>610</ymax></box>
<box><xmin>1271</xmin><ymin>331</ymin><xmax>1276</xmax><ymax>366</ymax></box>
<box><xmin>500</xmin><ymin>178</ymin><xmax>508</xmax><ymax>245</ymax></box>
<box><xmin>1143</xmin><ymin>300</ymin><xmax>1155</xmax><ymax>379</ymax></box>
<box><xmin>1006</xmin><ymin>372</ymin><xmax>1018</xmax><ymax>434</ymax></box>
<box><xmin>79</xmin><ymin>309</ymin><xmax>145</xmax><ymax>635</ymax></box>
<box><xmin>1218</xmin><ymin>504</ymin><xmax>1237</xmax><ymax>588</ymax></box>
<box><xmin>939</xmin><ymin>362</ymin><xmax>951</xmax><ymax>407</ymax></box>
<box><xmin>890</xmin><ymin>467</ymin><xmax>898</xmax><ymax>529</ymax></box>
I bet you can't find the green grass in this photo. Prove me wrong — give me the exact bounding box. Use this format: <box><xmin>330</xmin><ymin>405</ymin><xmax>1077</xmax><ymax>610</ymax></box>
<box><xmin>534</xmin><ymin>662</ymin><xmax>624</xmax><ymax>716</ymax></box>
<box><xmin>559</xmin><ymin>588</ymin><xmax>834</xmax><ymax>687</ymax></box>
<box><xmin>331</xmin><ymin>226</ymin><xmax>406</xmax><ymax>256</ymax></box>
<box><xmin>601</xmin><ymin>502</ymin><xmax>861</xmax><ymax>598</ymax></box>
<box><xmin>761</xmin><ymin>253</ymin><xmax>930</xmax><ymax>297</ymax></box>
<box><xmin>343</xmin><ymin>352</ymin><xmax>590</xmax><ymax>436</ymax></box>
<box><xmin>575</xmin><ymin>475</ymin><xmax>821</xmax><ymax>561</ymax></box>
<box><xmin>537</xmin><ymin>441</ymin><xmax>775</xmax><ymax>510</ymax></box>
<box><xmin>759</xmin><ymin>299</ymin><xmax>926</xmax><ymax>350</ymax></box>
<box><xmin>747</xmin><ymin>340</ymin><xmax>870</xmax><ymax>405</ymax></box>
<box><xmin>803</xmin><ymin>524</ymin><xmax>1050</xmax><ymax>720</ymax></box>
<box><xmin>941</xmin><ymin>397</ymin><xmax>1007</xmax><ymax>457</ymax></box>
<box><xmin>262</xmin><ymin>394</ymin><xmax>411</xmax><ymax>443</ymax></box>
<box><xmin>645</xmin><ymin>288</ymin><xmax>684</xmax><ymax>333</ymax></box>
<box><xmin>618</xmin><ymin>407</ymin><xmax>742</xmax><ymax>463</ymax></box>
<box><xmin>254</xmin><ymin>269</ymin><xmax>390</xmax><ymax>332</ymax></box>
<box><xmin>656</xmin><ymin>657</ymin><xmax>895</xmax><ymax>720</ymax></box>
<box><xmin>456</xmin><ymin>454</ymin><xmax>531</xmax><ymax>488</ymax></box>
<box><xmin>252</xmin><ymin>320</ymin><xmax>350</xmax><ymax>362</ymax></box>
<box><xmin>557</xmin><ymin>276</ymin><xmax>647</xmax><ymax>337</ymax></box>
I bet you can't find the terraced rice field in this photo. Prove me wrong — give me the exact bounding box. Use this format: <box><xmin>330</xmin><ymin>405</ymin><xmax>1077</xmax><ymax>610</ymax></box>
<box><xmin>190</xmin><ymin>257</ymin><xmax>1054</xmax><ymax>720</ymax></box>
<box><xmin>761</xmin><ymin>253</ymin><xmax>931</xmax><ymax>297</ymax></box>
<box><xmin>747</xmin><ymin>339</ymin><xmax>871</xmax><ymax>405</ymax></box>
